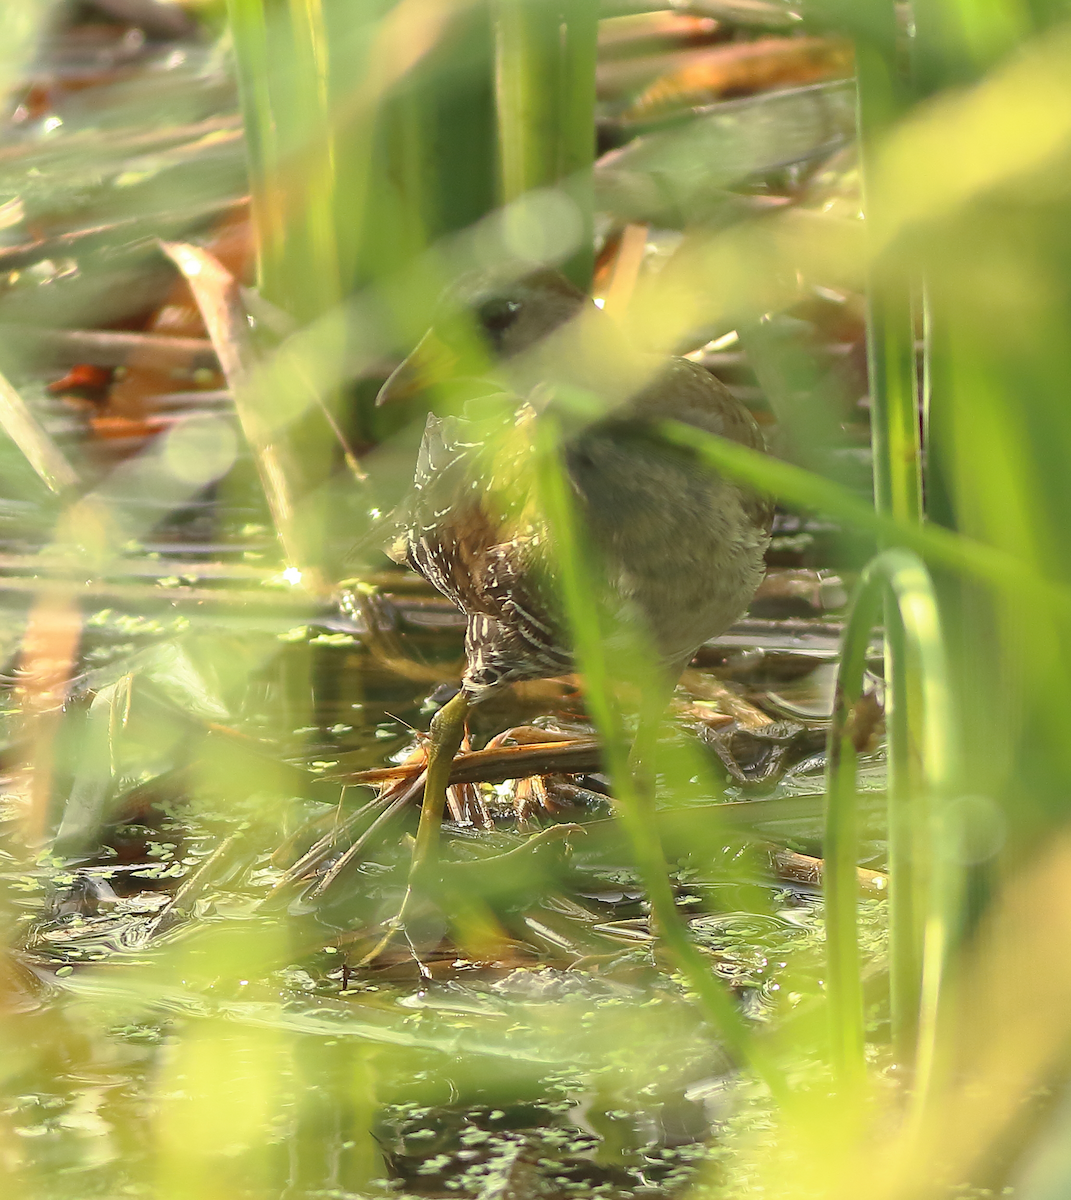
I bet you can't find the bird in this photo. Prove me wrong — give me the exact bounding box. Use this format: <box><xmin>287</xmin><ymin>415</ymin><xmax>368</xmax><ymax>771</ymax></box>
<box><xmin>373</xmin><ymin>267</ymin><xmax>772</xmax><ymax>942</ymax></box>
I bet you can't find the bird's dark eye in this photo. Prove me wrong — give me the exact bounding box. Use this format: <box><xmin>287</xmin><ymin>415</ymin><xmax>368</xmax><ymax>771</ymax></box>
<box><xmin>476</xmin><ymin>297</ymin><xmax>522</xmax><ymax>346</ymax></box>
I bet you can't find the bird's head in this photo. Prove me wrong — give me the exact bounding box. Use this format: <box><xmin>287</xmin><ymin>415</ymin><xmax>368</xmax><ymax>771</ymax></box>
<box><xmin>462</xmin><ymin>269</ymin><xmax>591</xmax><ymax>359</ymax></box>
<box><xmin>376</xmin><ymin>268</ymin><xmax>593</xmax><ymax>406</ymax></box>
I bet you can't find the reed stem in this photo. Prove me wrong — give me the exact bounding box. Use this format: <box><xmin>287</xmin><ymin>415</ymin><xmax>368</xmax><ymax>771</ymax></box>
<box><xmin>225</xmin><ymin>0</ymin><xmax>283</xmax><ymax>301</ymax></box>
<box><xmin>494</xmin><ymin>0</ymin><xmax>562</xmax><ymax>203</ymax></box>
<box><xmin>854</xmin><ymin>2</ymin><xmax>922</xmax><ymax>531</ymax></box>
<box><xmin>225</xmin><ymin>0</ymin><xmax>341</xmax><ymax>320</ymax></box>
<box><xmin>854</xmin><ymin>23</ymin><xmax>926</xmax><ymax>1062</ymax></box>
<box><xmin>558</xmin><ymin>0</ymin><xmax>599</xmax><ymax>288</ymax></box>
<box><xmin>824</xmin><ymin>577</ymin><xmax>880</xmax><ymax>1089</ymax></box>
<box><xmin>284</xmin><ymin>0</ymin><xmax>342</xmax><ymax>320</ymax></box>
<box><xmin>494</xmin><ymin>0</ymin><xmax>598</xmax><ymax>289</ymax></box>
<box><xmin>824</xmin><ymin>549</ymin><xmax>959</xmax><ymax>1093</ymax></box>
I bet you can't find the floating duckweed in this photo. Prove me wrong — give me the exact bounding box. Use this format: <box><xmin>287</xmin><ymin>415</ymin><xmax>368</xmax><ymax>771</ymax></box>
<box><xmin>309</xmin><ymin>632</ymin><xmax>356</xmax><ymax>646</ymax></box>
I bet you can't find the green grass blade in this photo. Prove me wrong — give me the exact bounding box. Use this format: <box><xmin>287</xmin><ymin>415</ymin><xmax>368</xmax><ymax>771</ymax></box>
<box><xmin>657</xmin><ymin>419</ymin><xmax>1071</xmax><ymax>616</ymax></box>
<box><xmin>530</xmin><ymin>412</ymin><xmax>788</xmax><ymax>1103</ymax></box>
<box><xmin>825</xmin><ymin>549</ymin><xmax>959</xmax><ymax>1096</ymax></box>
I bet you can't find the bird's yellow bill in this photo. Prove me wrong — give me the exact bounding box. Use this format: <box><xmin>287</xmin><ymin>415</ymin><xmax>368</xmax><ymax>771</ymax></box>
<box><xmin>376</xmin><ymin>330</ymin><xmax>460</xmax><ymax>406</ymax></box>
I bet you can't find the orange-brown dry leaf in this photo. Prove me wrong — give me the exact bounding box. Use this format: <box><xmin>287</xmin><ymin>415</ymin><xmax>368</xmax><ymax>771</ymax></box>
<box><xmin>627</xmin><ymin>36</ymin><xmax>854</xmax><ymax>119</ymax></box>
<box><xmin>87</xmin><ymin>414</ymin><xmax>171</xmax><ymax>441</ymax></box>
<box><xmin>597</xmin><ymin>13</ymin><xmax>728</xmax><ymax>97</ymax></box>
<box><xmin>598</xmin><ymin>12</ymin><xmax>723</xmax><ymax>59</ymax></box>
<box><xmin>515</xmin><ymin>774</ymin><xmax>551</xmax><ymax>822</ymax></box>
<box><xmin>15</xmin><ymin>590</ymin><xmax>82</xmax><ymax>841</ymax></box>
<box><xmin>677</xmin><ymin>669</ymin><xmax>773</xmax><ymax>728</ymax></box>
<box><xmin>672</xmin><ymin>699</ymin><xmax>735</xmax><ymax>730</ymax></box>
<box><xmin>602</xmin><ymin>223</ymin><xmax>649</xmax><ymax>317</ymax></box>
<box><xmin>104</xmin><ymin>206</ymin><xmax>252</xmax><ymax>422</ymax></box>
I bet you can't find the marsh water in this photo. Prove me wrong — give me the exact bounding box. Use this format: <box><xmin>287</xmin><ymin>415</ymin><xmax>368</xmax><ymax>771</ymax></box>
<box><xmin>0</xmin><ymin>500</ymin><xmax>888</xmax><ymax>1199</ymax></box>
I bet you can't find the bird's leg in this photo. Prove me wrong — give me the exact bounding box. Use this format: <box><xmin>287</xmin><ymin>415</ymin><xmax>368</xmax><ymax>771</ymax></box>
<box><xmin>363</xmin><ymin>689</ymin><xmax>471</xmax><ymax>963</ymax></box>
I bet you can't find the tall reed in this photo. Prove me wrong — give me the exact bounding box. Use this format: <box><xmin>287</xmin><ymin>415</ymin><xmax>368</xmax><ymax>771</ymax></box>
<box><xmin>494</xmin><ymin>0</ymin><xmax>598</xmax><ymax>287</ymax></box>
<box><xmin>823</xmin><ymin>550</ymin><xmax>959</xmax><ymax>1092</ymax></box>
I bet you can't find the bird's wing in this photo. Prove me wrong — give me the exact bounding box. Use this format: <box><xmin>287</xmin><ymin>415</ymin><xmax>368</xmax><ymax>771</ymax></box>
<box><xmin>393</xmin><ymin>411</ymin><xmax>565</xmax><ymax>642</ymax></box>
<box><xmin>479</xmin><ymin>532</ymin><xmax>568</xmax><ymax>671</ymax></box>
<box><xmin>393</xmin><ymin>413</ymin><xmax>492</xmax><ymax>607</ymax></box>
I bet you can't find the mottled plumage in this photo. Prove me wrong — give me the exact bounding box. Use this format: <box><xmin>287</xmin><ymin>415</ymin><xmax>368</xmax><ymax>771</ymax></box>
<box><xmin>383</xmin><ymin>270</ymin><xmax>772</xmax><ymax>700</ymax></box>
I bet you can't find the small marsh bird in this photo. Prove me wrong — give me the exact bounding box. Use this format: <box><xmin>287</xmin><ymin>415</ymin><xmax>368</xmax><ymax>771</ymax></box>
<box><xmin>376</xmin><ymin>268</ymin><xmax>772</xmax><ymax>932</ymax></box>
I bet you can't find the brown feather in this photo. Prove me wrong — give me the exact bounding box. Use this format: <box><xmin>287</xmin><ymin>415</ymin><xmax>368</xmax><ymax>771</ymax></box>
<box><xmin>388</xmin><ymin>271</ymin><xmax>771</xmax><ymax>699</ymax></box>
